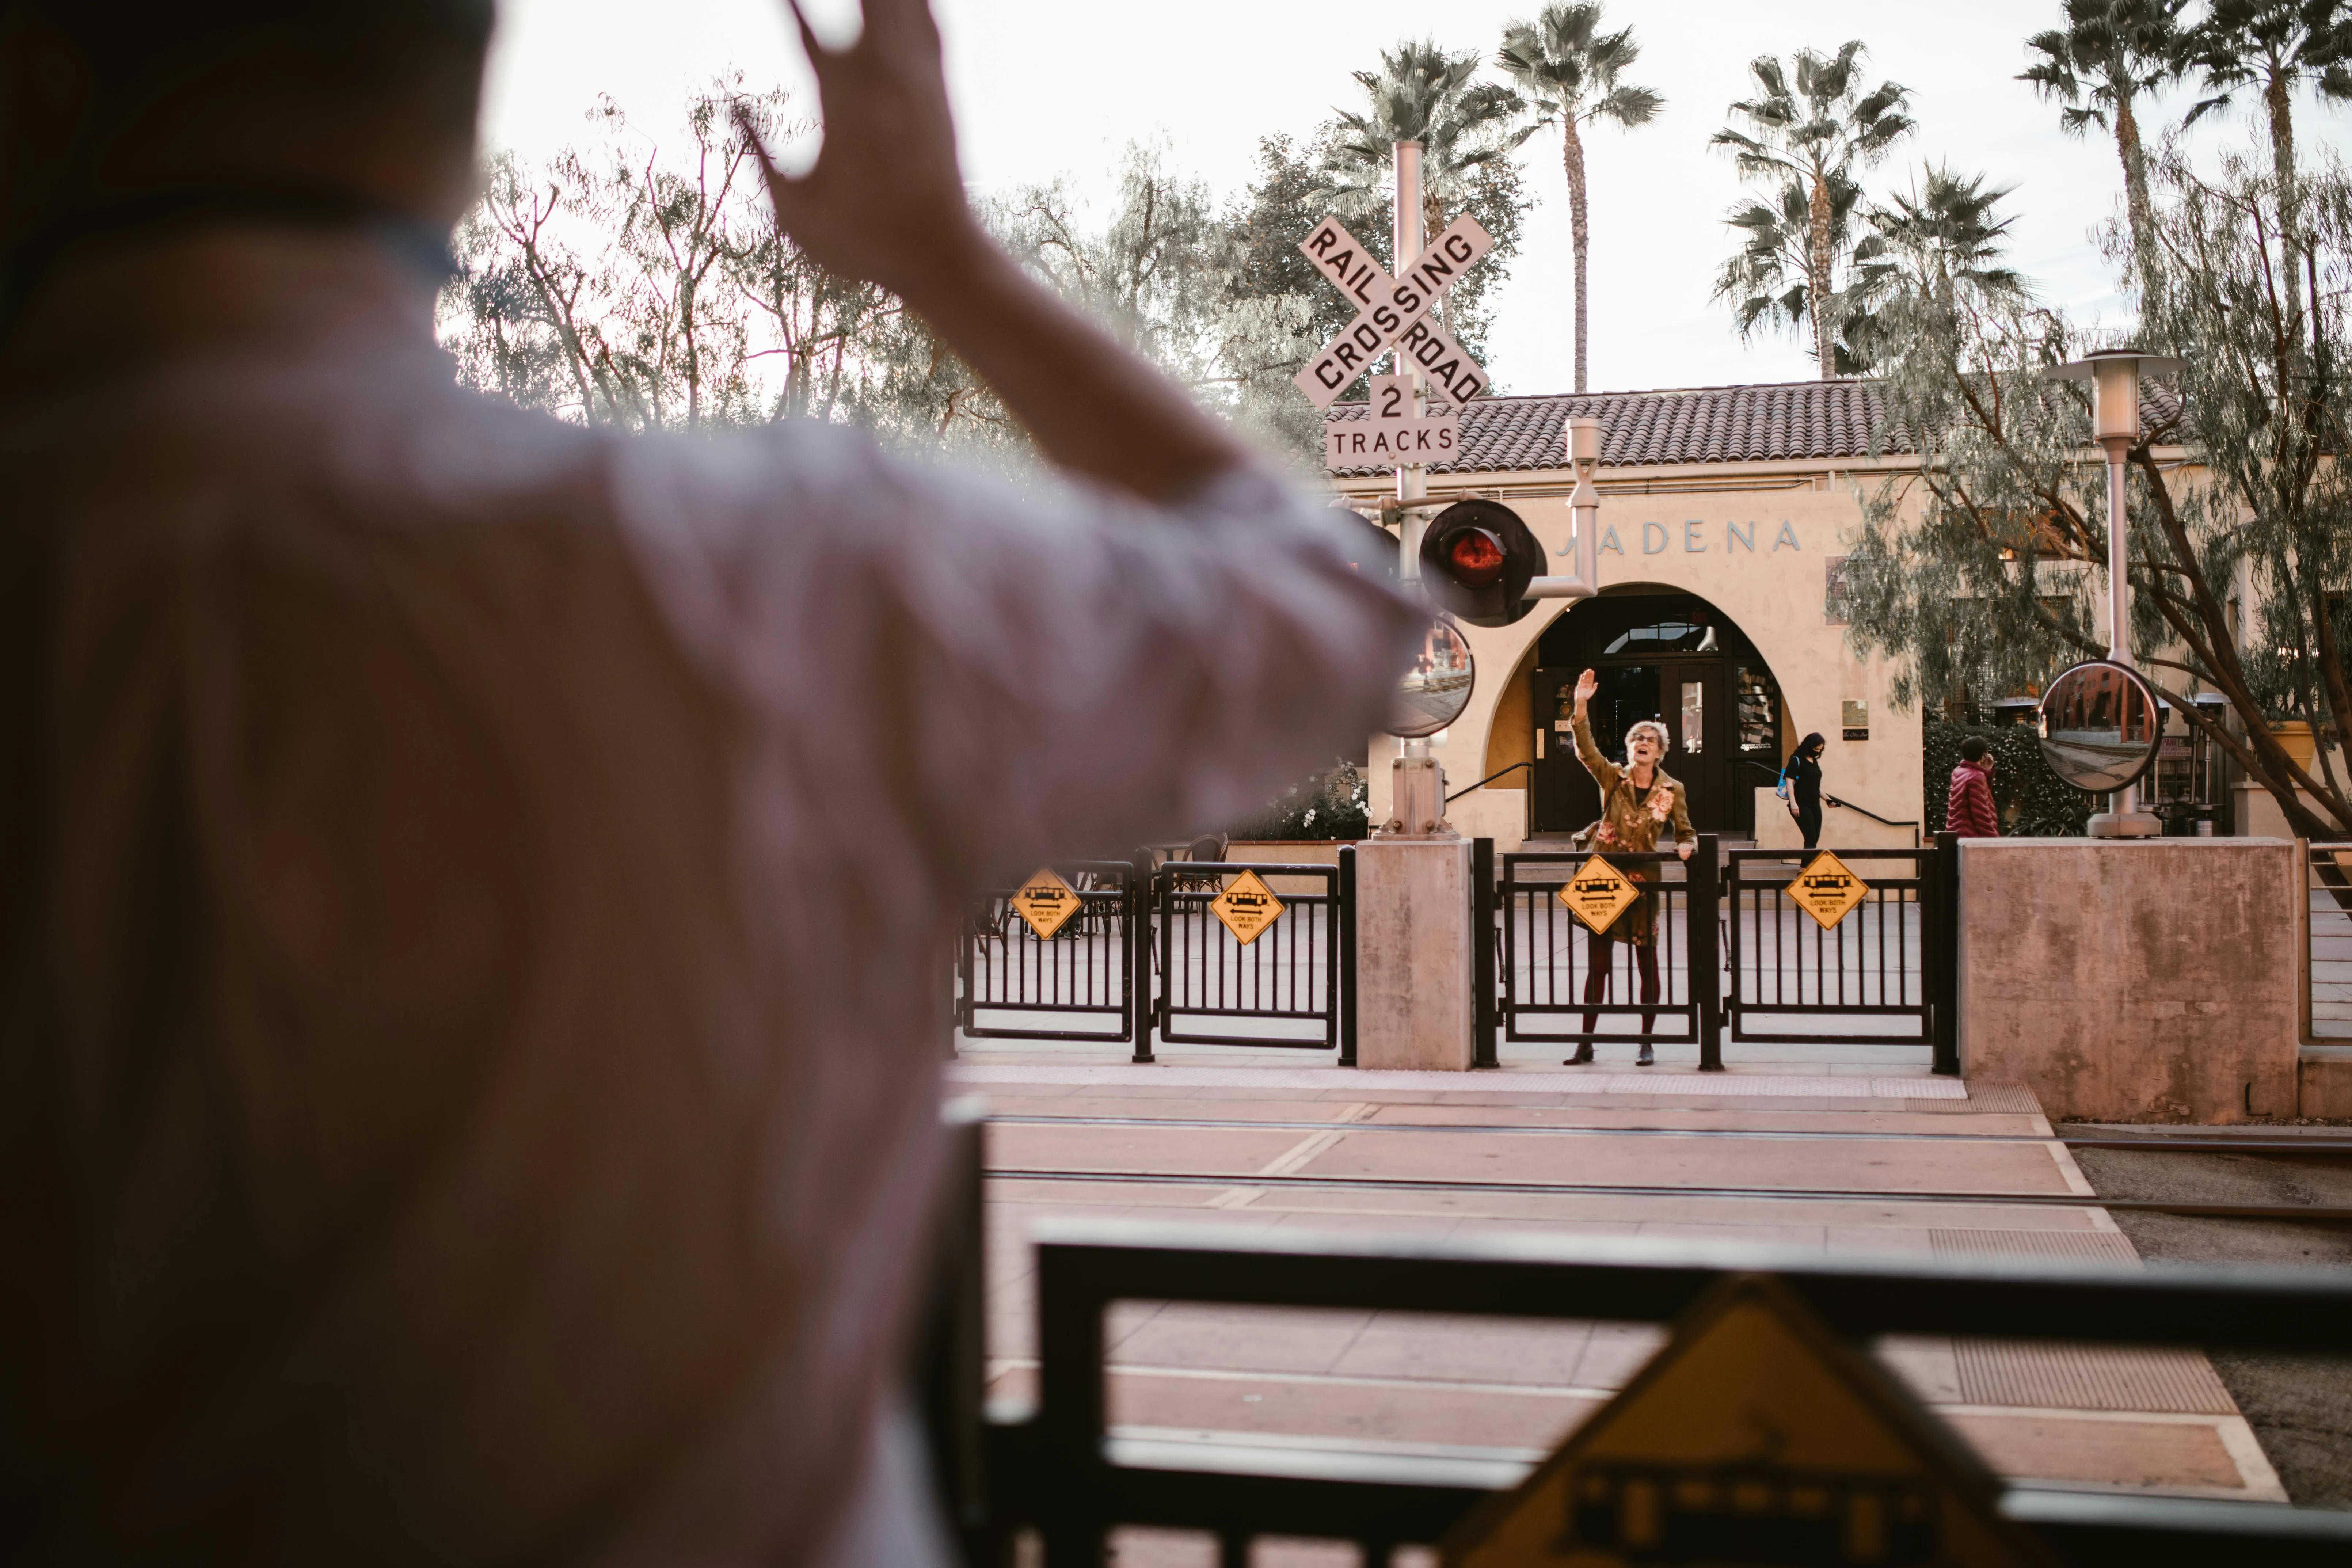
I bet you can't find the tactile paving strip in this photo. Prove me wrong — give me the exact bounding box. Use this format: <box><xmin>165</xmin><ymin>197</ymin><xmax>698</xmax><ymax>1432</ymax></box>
<box><xmin>1908</xmin><ymin>1082</ymin><xmax>2043</xmax><ymax>1115</ymax></box>
<box><xmin>1929</xmin><ymin>1229</ymin><xmax>2140</xmax><ymax>1263</ymax></box>
<box><xmin>1951</xmin><ymin>1340</ymin><xmax>2238</xmax><ymax>1414</ymax></box>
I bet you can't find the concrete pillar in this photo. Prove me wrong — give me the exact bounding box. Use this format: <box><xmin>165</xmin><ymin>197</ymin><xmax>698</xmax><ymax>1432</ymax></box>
<box><xmin>1957</xmin><ymin>838</ymin><xmax>2300</xmax><ymax>1122</ymax></box>
<box><xmin>1353</xmin><ymin>837</ymin><xmax>1473</xmax><ymax>1070</ymax></box>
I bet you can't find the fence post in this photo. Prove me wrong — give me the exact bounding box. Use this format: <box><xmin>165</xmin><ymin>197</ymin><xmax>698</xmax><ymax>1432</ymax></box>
<box><xmin>1932</xmin><ymin>830</ymin><xmax>1960</xmax><ymax>1076</ymax></box>
<box><xmin>1130</xmin><ymin>853</ymin><xmax>1155</xmax><ymax>1064</ymax></box>
<box><xmin>1337</xmin><ymin>843</ymin><xmax>1358</xmax><ymax>1067</ymax></box>
<box><xmin>1692</xmin><ymin>833</ymin><xmax>1723</xmax><ymax>1071</ymax></box>
<box><xmin>1472</xmin><ymin>837</ymin><xmax>1498</xmax><ymax>1068</ymax></box>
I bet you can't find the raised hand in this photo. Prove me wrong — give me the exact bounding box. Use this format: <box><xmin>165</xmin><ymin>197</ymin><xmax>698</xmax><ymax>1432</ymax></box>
<box><xmin>1573</xmin><ymin>668</ymin><xmax>1597</xmax><ymax>710</ymax></box>
<box><xmin>739</xmin><ymin>0</ymin><xmax>981</xmax><ymax>298</ymax></box>
<box><xmin>737</xmin><ymin>0</ymin><xmax>1247</xmax><ymax>498</ymax></box>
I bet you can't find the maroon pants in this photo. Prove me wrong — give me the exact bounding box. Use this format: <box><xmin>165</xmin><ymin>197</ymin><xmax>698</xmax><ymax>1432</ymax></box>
<box><xmin>1581</xmin><ymin>936</ymin><xmax>1662</xmax><ymax>1039</ymax></box>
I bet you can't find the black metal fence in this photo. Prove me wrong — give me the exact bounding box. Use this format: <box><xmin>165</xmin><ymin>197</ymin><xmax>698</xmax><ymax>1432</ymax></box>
<box><xmin>955</xmin><ymin>853</ymin><xmax>1356</xmax><ymax>1063</ymax></box>
<box><xmin>2305</xmin><ymin>841</ymin><xmax>2352</xmax><ymax>1041</ymax></box>
<box><xmin>957</xmin><ymin>834</ymin><xmax>1967</xmax><ymax>1072</ymax></box>
<box><xmin>1152</xmin><ymin>861</ymin><xmax>1344</xmax><ymax>1056</ymax></box>
<box><xmin>1724</xmin><ymin>846</ymin><xmax>1941</xmax><ymax>1048</ymax></box>
<box><xmin>958</xmin><ymin>859</ymin><xmax>1142</xmax><ymax>1045</ymax></box>
<box><xmin>1495</xmin><ymin>845</ymin><xmax>1718</xmax><ymax>1056</ymax></box>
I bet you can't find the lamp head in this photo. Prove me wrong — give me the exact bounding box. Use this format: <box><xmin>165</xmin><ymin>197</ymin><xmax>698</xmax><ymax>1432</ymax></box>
<box><xmin>2044</xmin><ymin>347</ymin><xmax>2183</xmax><ymax>449</ymax></box>
<box><xmin>1566</xmin><ymin>415</ymin><xmax>1601</xmax><ymax>473</ymax></box>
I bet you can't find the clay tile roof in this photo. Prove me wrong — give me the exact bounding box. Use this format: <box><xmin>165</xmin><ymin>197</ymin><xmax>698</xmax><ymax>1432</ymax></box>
<box><xmin>1324</xmin><ymin>378</ymin><xmax>2181</xmax><ymax>477</ymax></box>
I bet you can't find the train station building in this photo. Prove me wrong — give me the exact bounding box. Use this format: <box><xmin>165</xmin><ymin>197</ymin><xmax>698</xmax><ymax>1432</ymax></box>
<box><xmin>1325</xmin><ymin>378</ymin><xmax>2232</xmax><ymax>853</ymax></box>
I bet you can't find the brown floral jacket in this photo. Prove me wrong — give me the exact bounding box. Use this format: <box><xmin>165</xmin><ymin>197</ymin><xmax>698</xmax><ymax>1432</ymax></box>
<box><xmin>1572</xmin><ymin>714</ymin><xmax>1697</xmax><ymax>857</ymax></box>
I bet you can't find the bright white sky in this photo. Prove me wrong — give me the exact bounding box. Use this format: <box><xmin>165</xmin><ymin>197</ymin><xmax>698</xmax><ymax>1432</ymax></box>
<box><xmin>481</xmin><ymin>0</ymin><xmax>2352</xmax><ymax>397</ymax></box>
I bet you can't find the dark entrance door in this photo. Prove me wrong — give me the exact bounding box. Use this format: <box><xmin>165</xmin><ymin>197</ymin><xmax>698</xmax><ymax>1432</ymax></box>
<box><xmin>1528</xmin><ymin>594</ymin><xmax>1785</xmax><ymax>839</ymax></box>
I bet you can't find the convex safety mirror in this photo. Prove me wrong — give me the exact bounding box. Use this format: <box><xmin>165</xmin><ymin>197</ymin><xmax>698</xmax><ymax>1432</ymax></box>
<box><xmin>1387</xmin><ymin>618</ymin><xmax>1475</xmax><ymax>738</ymax></box>
<box><xmin>2037</xmin><ymin>660</ymin><xmax>2165</xmax><ymax>793</ymax></box>
<box><xmin>1418</xmin><ymin>498</ymin><xmax>1543</xmax><ymax>627</ymax></box>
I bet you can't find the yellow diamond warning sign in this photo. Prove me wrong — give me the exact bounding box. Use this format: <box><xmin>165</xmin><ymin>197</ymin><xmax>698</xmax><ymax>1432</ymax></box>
<box><xmin>1787</xmin><ymin>850</ymin><xmax>1869</xmax><ymax>930</ymax></box>
<box><xmin>1442</xmin><ymin>1276</ymin><xmax>2049</xmax><ymax>1568</ymax></box>
<box><xmin>1558</xmin><ymin>856</ymin><xmax>1639</xmax><ymax>935</ymax></box>
<box><xmin>1008</xmin><ymin>867</ymin><xmax>1081</xmax><ymax>940</ymax></box>
<box><xmin>1210</xmin><ymin>868</ymin><xmax>1285</xmax><ymax>945</ymax></box>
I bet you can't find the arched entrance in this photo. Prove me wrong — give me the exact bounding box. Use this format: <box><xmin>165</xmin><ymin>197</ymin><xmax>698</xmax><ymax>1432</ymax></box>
<box><xmin>1527</xmin><ymin>587</ymin><xmax>1790</xmax><ymax>838</ymax></box>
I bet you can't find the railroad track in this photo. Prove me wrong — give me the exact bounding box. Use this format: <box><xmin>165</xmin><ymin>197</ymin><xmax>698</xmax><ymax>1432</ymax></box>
<box><xmin>983</xmin><ymin>1111</ymin><xmax>2352</xmax><ymax>1220</ymax></box>
<box><xmin>982</xmin><ymin>1110</ymin><xmax>2352</xmax><ymax>1157</ymax></box>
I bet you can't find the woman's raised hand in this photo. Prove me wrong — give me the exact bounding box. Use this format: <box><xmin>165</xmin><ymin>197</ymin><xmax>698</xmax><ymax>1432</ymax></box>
<box><xmin>1573</xmin><ymin>668</ymin><xmax>1598</xmax><ymax>710</ymax></box>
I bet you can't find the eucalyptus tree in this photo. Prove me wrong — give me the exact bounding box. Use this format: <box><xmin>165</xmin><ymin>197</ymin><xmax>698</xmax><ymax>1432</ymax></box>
<box><xmin>1838</xmin><ymin>148</ymin><xmax>2352</xmax><ymax>838</ymax></box>
<box><xmin>1711</xmin><ymin>43</ymin><xmax>1914</xmax><ymax>377</ymax></box>
<box><xmin>2018</xmin><ymin>0</ymin><xmax>2187</xmax><ymax>302</ymax></box>
<box><xmin>1325</xmin><ymin>38</ymin><xmax>1529</xmax><ymax>335</ymax></box>
<box><xmin>1495</xmin><ymin>3</ymin><xmax>1662</xmax><ymax>392</ymax></box>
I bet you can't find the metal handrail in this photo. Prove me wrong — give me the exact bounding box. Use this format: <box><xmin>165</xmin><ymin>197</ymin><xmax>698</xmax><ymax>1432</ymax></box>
<box><xmin>1736</xmin><ymin>757</ymin><xmax>1919</xmax><ymax>829</ymax></box>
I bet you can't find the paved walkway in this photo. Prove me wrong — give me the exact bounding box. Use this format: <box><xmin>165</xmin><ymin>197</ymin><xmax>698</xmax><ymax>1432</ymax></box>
<box><xmin>953</xmin><ymin>1041</ymin><xmax>2287</xmax><ymax>1559</ymax></box>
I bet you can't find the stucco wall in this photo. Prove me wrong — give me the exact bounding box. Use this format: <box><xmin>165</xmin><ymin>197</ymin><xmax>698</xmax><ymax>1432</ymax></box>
<box><xmin>1957</xmin><ymin>838</ymin><xmax>2301</xmax><ymax>1123</ymax></box>
<box><xmin>1365</xmin><ymin>470</ymin><xmax>1921</xmax><ymax>850</ymax></box>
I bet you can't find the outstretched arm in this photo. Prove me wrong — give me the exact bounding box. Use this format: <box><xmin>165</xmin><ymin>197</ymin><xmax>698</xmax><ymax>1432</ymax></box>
<box><xmin>1568</xmin><ymin>668</ymin><xmax>1615</xmax><ymax>791</ymax></box>
<box><xmin>743</xmin><ymin>0</ymin><xmax>1247</xmax><ymax>501</ymax></box>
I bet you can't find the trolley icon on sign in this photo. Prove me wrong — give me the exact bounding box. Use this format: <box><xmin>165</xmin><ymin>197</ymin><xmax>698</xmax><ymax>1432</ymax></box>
<box><xmin>1557</xmin><ymin>1458</ymin><xmax>1940</xmax><ymax>1567</ymax></box>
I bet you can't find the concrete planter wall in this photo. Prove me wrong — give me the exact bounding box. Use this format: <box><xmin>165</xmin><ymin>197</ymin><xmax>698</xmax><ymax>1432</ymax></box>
<box><xmin>1957</xmin><ymin>838</ymin><xmax>2300</xmax><ymax>1123</ymax></box>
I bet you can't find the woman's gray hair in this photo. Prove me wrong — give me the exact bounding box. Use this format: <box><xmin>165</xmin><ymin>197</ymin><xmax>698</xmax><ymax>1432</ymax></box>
<box><xmin>1624</xmin><ymin>720</ymin><xmax>1671</xmax><ymax>759</ymax></box>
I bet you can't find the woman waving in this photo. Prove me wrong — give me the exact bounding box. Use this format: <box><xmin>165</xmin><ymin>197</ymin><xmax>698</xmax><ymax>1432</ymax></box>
<box><xmin>1567</xmin><ymin>668</ymin><xmax>1696</xmax><ymax>1065</ymax></box>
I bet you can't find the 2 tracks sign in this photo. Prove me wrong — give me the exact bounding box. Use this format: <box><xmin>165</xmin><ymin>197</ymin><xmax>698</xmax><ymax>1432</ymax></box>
<box><xmin>1293</xmin><ymin>213</ymin><xmax>1493</xmax><ymax>408</ymax></box>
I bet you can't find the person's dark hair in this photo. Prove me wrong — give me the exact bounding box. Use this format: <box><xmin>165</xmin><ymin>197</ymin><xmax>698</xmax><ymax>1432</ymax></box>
<box><xmin>1959</xmin><ymin>736</ymin><xmax>1990</xmax><ymax>763</ymax></box>
<box><xmin>20</xmin><ymin>1</ymin><xmax>495</xmax><ymax>83</ymax></box>
<box><xmin>0</xmin><ymin>0</ymin><xmax>496</xmax><ymax>288</ymax></box>
<box><xmin>1792</xmin><ymin>732</ymin><xmax>1824</xmax><ymax>763</ymax></box>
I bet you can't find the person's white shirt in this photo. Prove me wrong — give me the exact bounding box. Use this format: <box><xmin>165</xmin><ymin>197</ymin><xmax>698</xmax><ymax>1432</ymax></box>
<box><xmin>0</xmin><ymin>227</ymin><xmax>1420</xmax><ymax>1565</ymax></box>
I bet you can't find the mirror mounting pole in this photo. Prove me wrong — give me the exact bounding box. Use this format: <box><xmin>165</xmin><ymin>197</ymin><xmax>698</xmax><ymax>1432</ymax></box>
<box><xmin>1525</xmin><ymin>415</ymin><xmax>1602</xmax><ymax>600</ymax></box>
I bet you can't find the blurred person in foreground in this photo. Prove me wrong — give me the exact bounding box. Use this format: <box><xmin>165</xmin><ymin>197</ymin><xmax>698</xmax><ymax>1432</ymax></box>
<box><xmin>0</xmin><ymin>0</ymin><xmax>1422</xmax><ymax>1562</ymax></box>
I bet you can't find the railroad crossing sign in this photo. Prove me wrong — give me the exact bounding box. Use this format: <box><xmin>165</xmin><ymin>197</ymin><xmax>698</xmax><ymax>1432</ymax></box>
<box><xmin>1009</xmin><ymin>867</ymin><xmax>1081</xmax><ymax>940</ymax></box>
<box><xmin>1210</xmin><ymin>869</ymin><xmax>1285</xmax><ymax>946</ymax></box>
<box><xmin>1558</xmin><ymin>856</ymin><xmax>1640</xmax><ymax>935</ymax></box>
<box><xmin>1787</xmin><ymin>851</ymin><xmax>1870</xmax><ymax>931</ymax></box>
<box><xmin>1326</xmin><ymin>373</ymin><xmax>1461</xmax><ymax>469</ymax></box>
<box><xmin>1295</xmin><ymin>214</ymin><xmax>1493</xmax><ymax>410</ymax></box>
<box><xmin>1442</xmin><ymin>1275</ymin><xmax>2047</xmax><ymax>1567</ymax></box>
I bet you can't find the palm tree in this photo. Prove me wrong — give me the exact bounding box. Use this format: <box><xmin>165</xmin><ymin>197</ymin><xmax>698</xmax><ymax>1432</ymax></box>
<box><xmin>1839</xmin><ymin>167</ymin><xmax>2032</xmax><ymax>367</ymax></box>
<box><xmin>1495</xmin><ymin>4</ymin><xmax>1662</xmax><ymax>393</ymax></box>
<box><xmin>1711</xmin><ymin>174</ymin><xmax>1872</xmax><ymax>373</ymax></box>
<box><xmin>1325</xmin><ymin>38</ymin><xmax>1529</xmax><ymax>330</ymax></box>
<box><xmin>2018</xmin><ymin>0</ymin><xmax>2187</xmax><ymax>302</ymax></box>
<box><xmin>2181</xmin><ymin>1</ymin><xmax>2352</xmax><ymax>201</ymax></box>
<box><xmin>1711</xmin><ymin>43</ymin><xmax>1914</xmax><ymax>377</ymax></box>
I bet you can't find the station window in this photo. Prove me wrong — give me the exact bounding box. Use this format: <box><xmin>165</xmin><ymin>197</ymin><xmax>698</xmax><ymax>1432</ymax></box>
<box><xmin>1735</xmin><ymin>667</ymin><xmax>1781</xmax><ymax>753</ymax></box>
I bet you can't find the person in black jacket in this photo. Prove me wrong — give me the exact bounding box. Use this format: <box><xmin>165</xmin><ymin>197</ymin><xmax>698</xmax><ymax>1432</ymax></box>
<box><xmin>1782</xmin><ymin>732</ymin><xmax>1827</xmax><ymax>848</ymax></box>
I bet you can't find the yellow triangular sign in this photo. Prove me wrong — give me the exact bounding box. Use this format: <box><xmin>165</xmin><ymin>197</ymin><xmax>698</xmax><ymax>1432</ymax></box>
<box><xmin>1787</xmin><ymin>851</ymin><xmax>1869</xmax><ymax>931</ymax></box>
<box><xmin>1557</xmin><ymin>855</ymin><xmax>1639</xmax><ymax>935</ymax></box>
<box><xmin>1008</xmin><ymin>867</ymin><xmax>1080</xmax><ymax>940</ymax></box>
<box><xmin>1443</xmin><ymin>1276</ymin><xmax>2051</xmax><ymax>1568</ymax></box>
<box><xmin>1210</xmin><ymin>868</ymin><xmax>1285</xmax><ymax>946</ymax></box>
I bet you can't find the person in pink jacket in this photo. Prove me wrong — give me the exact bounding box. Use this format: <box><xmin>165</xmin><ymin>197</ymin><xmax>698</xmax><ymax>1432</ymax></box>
<box><xmin>1947</xmin><ymin>737</ymin><xmax>2002</xmax><ymax>837</ymax></box>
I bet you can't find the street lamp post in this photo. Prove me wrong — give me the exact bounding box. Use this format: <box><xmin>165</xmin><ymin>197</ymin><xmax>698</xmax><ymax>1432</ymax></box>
<box><xmin>2046</xmin><ymin>346</ymin><xmax>2180</xmax><ymax>838</ymax></box>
